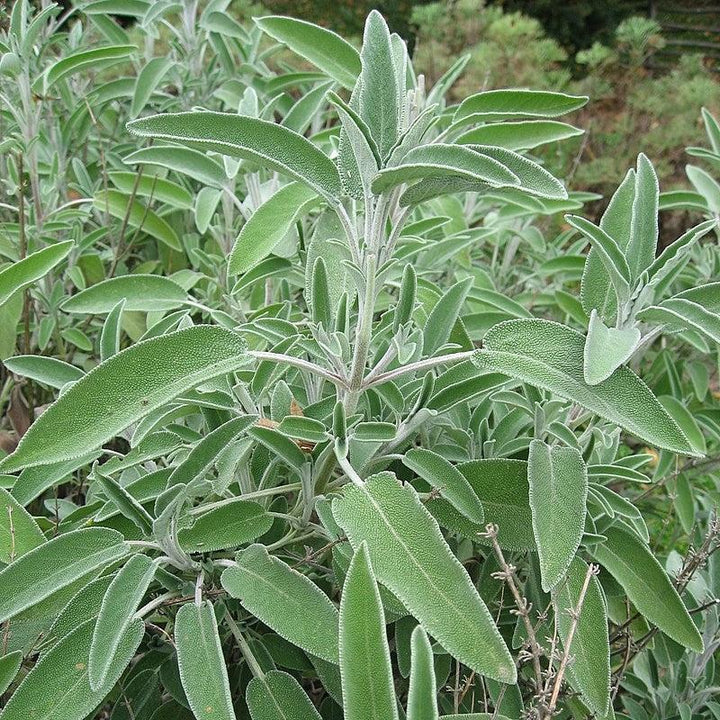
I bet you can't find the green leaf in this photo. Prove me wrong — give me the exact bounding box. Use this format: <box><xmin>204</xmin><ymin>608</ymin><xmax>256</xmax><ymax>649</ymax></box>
<box><xmin>0</xmin><ymin>528</ymin><xmax>128</xmax><ymax>624</ymax></box>
<box><xmin>426</xmin><ymin>459</ymin><xmax>534</xmax><ymax>551</ymax></box>
<box><xmin>359</xmin><ymin>11</ymin><xmax>398</xmax><ymax>158</ymax></box>
<box><xmin>580</xmin><ymin>168</ymin><xmax>635</xmax><ymax>320</ymax></box>
<box><xmin>657</xmin><ymin>396</ymin><xmax>706</xmax><ymax>456</ymax></box>
<box><xmin>246</xmin><ymin>670</ymin><xmax>322</xmax><ymax>720</ymax></box>
<box><xmin>62</xmin><ymin>274</ymin><xmax>186</xmax><ymax>314</ymax></box>
<box><xmin>131</xmin><ymin>56</ymin><xmax>174</xmax><ymax>118</ymax></box>
<box><xmin>168</xmin><ymin>415</ymin><xmax>257</xmax><ymax>487</ymax></box>
<box><xmin>221</xmin><ymin>544</ymin><xmax>339</xmax><ymax>663</ymax></box>
<box><xmin>457</xmin><ymin>120</ymin><xmax>583</xmax><ymax>150</ymax></box>
<box><xmin>583</xmin><ymin>310</ymin><xmax>641</xmax><ymax>386</ymax></box>
<box><xmin>566</xmin><ymin>215</ymin><xmax>631</xmax><ymax>304</ymax></box>
<box><xmin>527</xmin><ymin>440</ymin><xmax>587</xmax><ymax>591</ymax></box>
<box><xmin>473</xmin><ymin>319</ymin><xmax>694</xmax><ymax>455</ymax></box>
<box><xmin>340</xmin><ymin>542</ymin><xmax>399</xmax><ymax>720</ymax></box>
<box><xmin>100</xmin><ymin>299</ymin><xmax>125</xmax><ymax>361</ymax></box>
<box><xmin>0</xmin><ymin>326</ymin><xmax>248</xmax><ymax>472</ymax></box>
<box><xmin>407</xmin><ymin>625</ymin><xmax>438</xmax><ymax>720</ymax></box>
<box><xmin>554</xmin><ymin>558</ymin><xmax>610</xmax><ymax>716</ymax></box>
<box><xmin>372</xmin><ymin>144</ymin><xmax>519</xmax><ymax>195</ymax></box>
<box><xmin>108</xmin><ymin>171</ymin><xmax>193</xmax><ymax>209</ymax></box>
<box><xmin>228</xmin><ymin>182</ymin><xmax>320</xmax><ymax>276</ymax></box>
<box><xmin>0</xmin><ymin>486</ymin><xmax>45</xmax><ymax>563</ymax></box>
<box><xmin>89</xmin><ymin>553</ymin><xmax>157</xmax><ymax>690</ymax></box>
<box><xmin>0</xmin><ymin>651</ymin><xmax>22</xmax><ymax>696</ymax></box>
<box><xmin>93</xmin><ymin>190</ymin><xmax>181</xmax><ymax>252</ymax></box>
<box><xmin>423</xmin><ymin>277</ymin><xmax>473</xmax><ymax>356</ymax></box>
<box><xmin>255</xmin><ymin>16</ymin><xmax>361</xmax><ymax>90</ymax></box>
<box><xmin>626</xmin><ymin>153</ymin><xmax>659</xmax><ymax>278</ymax></box>
<box><xmin>37</xmin><ymin>44</ymin><xmax>135</xmax><ymax>92</ymax></box>
<box><xmin>403</xmin><ymin>448</ymin><xmax>484</xmax><ymax>524</ymax></box>
<box><xmin>0</xmin><ymin>241</ymin><xmax>73</xmax><ymax>307</ymax></box>
<box><xmin>246</xmin><ymin>425</ymin><xmax>307</xmax><ymax>474</ymax></box>
<box><xmin>468</xmin><ymin>146</ymin><xmax>567</xmax><ymax>199</ymax></box>
<box><xmin>332</xmin><ymin>472</ymin><xmax>516</xmax><ymax>684</ymax></box>
<box><xmin>0</xmin><ymin>617</ymin><xmax>143</xmax><ymax>720</ymax></box>
<box><xmin>590</xmin><ymin>523</ymin><xmax>703</xmax><ymax>652</ymax></box>
<box><xmin>454</xmin><ymin>89</ymin><xmax>588</xmax><ymax>125</ymax></box>
<box><xmin>687</xmin><ymin>164</ymin><xmax>720</xmax><ymax>214</ymax></box>
<box><xmin>128</xmin><ymin>112</ymin><xmax>342</xmax><ymax>201</ymax></box>
<box><xmin>175</xmin><ymin>602</ymin><xmax>236</xmax><ymax>720</ymax></box>
<box><xmin>123</xmin><ymin>146</ymin><xmax>227</xmax><ymax>187</ymax></box>
<box><xmin>178</xmin><ymin>500</ymin><xmax>272</xmax><ymax>553</ymax></box>
<box><xmin>637</xmin><ymin>298</ymin><xmax>720</xmax><ymax>346</ymax></box>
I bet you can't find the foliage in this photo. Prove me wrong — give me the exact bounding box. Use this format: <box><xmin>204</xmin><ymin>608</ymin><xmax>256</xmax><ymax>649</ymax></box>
<box><xmin>0</xmin><ymin>2</ymin><xmax>719</xmax><ymax>720</ymax></box>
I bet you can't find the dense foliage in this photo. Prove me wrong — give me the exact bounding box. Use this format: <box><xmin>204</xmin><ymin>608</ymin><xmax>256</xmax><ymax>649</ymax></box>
<box><xmin>0</xmin><ymin>2</ymin><xmax>718</xmax><ymax>720</ymax></box>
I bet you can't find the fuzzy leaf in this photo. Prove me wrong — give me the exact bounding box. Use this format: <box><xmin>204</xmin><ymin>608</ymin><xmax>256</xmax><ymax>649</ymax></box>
<box><xmin>93</xmin><ymin>190</ymin><xmax>181</xmax><ymax>251</ymax></box>
<box><xmin>175</xmin><ymin>602</ymin><xmax>236</xmax><ymax>720</ymax></box>
<box><xmin>89</xmin><ymin>554</ymin><xmax>157</xmax><ymax>690</ymax></box>
<box><xmin>2</xmin><ymin>355</ymin><xmax>83</xmax><ymax>389</ymax></box>
<box><xmin>583</xmin><ymin>310</ymin><xmax>641</xmax><ymax>386</ymax></box>
<box><xmin>179</xmin><ymin>500</ymin><xmax>272</xmax><ymax>553</ymax></box>
<box><xmin>0</xmin><ymin>618</ymin><xmax>143</xmax><ymax>720</ymax></box>
<box><xmin>554</xmin><ymin>558</ymin><xmax>610</xmax><ymax>715</ymax></box>
<box><xmin>128</xmin><ymin>112</ymin><xmax>342</xmax><ymax>201</ymax></box>
<box><xmin>340</xmin><ymin>543</ymin><xmax>399</xmax><ymax>720</ymax></box>
<box><xmin>407</xmin><ymin>625</ymin><xmax>438</xmax><ymax>720</ymax></box>
<box><xmin>62</xmin><ymin>274</ymin><xmax>186</xmax><ymax>314</ymax></box>
<box><xmin>221</xmin><ymin>544</ymin><xmax>340</xmax><ymax>663</ymax></box>
<box><xmin>229</xmin><ymin>182</ymin><xmax>319</xmax><ymax>275</ymax></box>
<box><xmin>528</xmin><ymin>441</ymin><xmax>587</xmax><ymax>591</ymax></box>
<box><xmin>590</xmin><ymin>524</ymin><xmax>703</xmax><ymax>652</ymax></box>
<box><xmin>255</xmin><ymin>16</ymin><xmax>361</xmax><ymax>90</ymax></box>
<box><xmin>0</xmin><ymin>486</ymin><xmax>45</xmax><ymax>564</ymax></box>
<box><xmin>332</xmin><ymin>472</ymin><xmax>516</xmax><ymax>683</ymax></box>
<box><xmin>403</xmin><ymin>448</ymin><xmax>484</xmax><ymax>524</ymax></box>
<box><xmin>0</xmin><ymin>241</ymin><xmax>73</xmax><ymax>307</ymax></box>
<box><xmin>0</xmin><ymin>651</ymin><xmax>22</xmax><ymax>696</ymax></box>
<box><xmin>457</xmin><ymin>120</ymin><xmax>583</xmax><ymax>150</ymax></box>
<box><xmin>246</xmin><ymin>670</ymin><xmax>322</xmax><ymax>720</ymax></box>
<box><xmin>454</xmin><ymin>89</ymin><xmax>588</xmax><ymax>125</ymax></box>
<box><xmin>123</xmin><ymin>146</ymin><xmax>226</xmax><ymax>187</ymax></box>
<box><xmin>0</xmin><ymin>326</ymin><xmax>248</xmax><ymax>472</ymax></box>
<box><xmin>0</xmin><ymin>527</ymin><xmax>128</xmax><ymax>623</ymax></box>
<box><xmin>473</xmin><ymin>319</ymin><xmax>694</xmax><ymax>455</ymax></box>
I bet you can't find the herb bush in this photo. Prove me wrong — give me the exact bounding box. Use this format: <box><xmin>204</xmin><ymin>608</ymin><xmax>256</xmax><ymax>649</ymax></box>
<box><xmin>0</xmin><ymin>2</ymin><xmax>718</xmax><ymax>719</ymax></box>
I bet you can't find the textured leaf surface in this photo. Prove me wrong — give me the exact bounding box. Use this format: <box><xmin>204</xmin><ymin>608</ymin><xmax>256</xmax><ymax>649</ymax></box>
<box><xmin>407</xmin><ymin>625</ymin><xmax>438</xmax><ymax>720</ymax></box>
<box><xmin>455</xmin><ymin>89</ymin><xmax>587</xmax><ymax>124</ymax></box>
<box><xmin>590</xmin><ymin>524</ymin><xmax>703</xmax><ymax>651</ymax></box>
<box><xmin>332</xmin><ymin>472</ymin><xmax>516</xmax><ymax>683</ymax></box>
<box><xmin>255</xmin><ymin>16</ymin><xmax>361</xmax><ymax>89</ymax></box>
<box><xmin>473</xmin><ymin>319</ymin><xmax>694</xmax><ymax>454</ymax></box>
<box><xmin>89</xmin><ymin>553</ymin><xmax>156</xmax><ymax>689</ymax></box>
<box><xmin>0</xmin><ymin>326</ymin><xmax>248</xmax><ymax>472</ymax></box>
<box><xmin>0</xmin><ymin>618</ymin><xmax>143</xmax><ymax>720</ymax></box>
<box><xmin>583</xmin><ymin>310</ymin><xmax>640</xmax><ymax>386</ymax></box>
<box><xmin>179</xmin><ymin>500</ymin><xmax>272</xmax><ymax>553</ymax></box>
<box><xmin>340</xmin><ymin>543</ymin><xmax>399</xmax><ymax>720</ymax></box>
<box><xmin>222</xmin><ymin>544</ymin><xmax>339</xmax><ymax>663</ymax></box>
<box><xmin>128</xmin><ymin>112</ymin><xmax>342</xmax><ymax>200</ymax></box>
<box><xmin>0</xmin><ymin>651</ymin><xmax>22</xmax><ymax>696</ymax></box>
<box><xmin>528</xmin><ymin>441</ymin><xmax>587</xmax><ymax>591</ymax></box>
<box><xmin>3</xmin><ymin>355</ymin><xmax>83</xmax><ymax>389</ymax></box>
<box><xmin>123</xmin><ymin>146</ymin><xmax>226</xmax><ymax>187</ymax></box>
<box><xmin>62</xmin><ymin>275</ymin><xmax>186</xmax><ymax>314</ymax></box>
<box><xmin>427</xmin><ymin>460</ymin><xmax>534</xmax><ymax>550</ymax></box>
<box><xmin>0</xmin><ymin>486</ymin><xmax>45</xmax><ymax>563</ymax></box>
<box><xmin>403</xmin><ymin>448</ymin><xmax>484</xmax><ymax>524</ymax></box>
<box><xmin>555</xmin><ymin>558</ymin><xmax>610</xmax><ymax>716</ymax></box>
<box><xmin>228</xmin><ymin>182</ymin><xmax>319</xmax><ymax>275</ymax></box>
<box><xmin>93</xmin><ymin>191</ymin><xmax>181</xmax><ymax>251</ymax></box>
<box><xmin>175</xmin><ymin>602</ymin><xmax>236</xmax><ymax>720</ymax></box>
<box><xmin>0</xmin><ymin>528</ymin><xmax>127</xmax><ymax>623</ymax></box>
<box><xmin>0</xmin><ymin>241</ymin><xmax>73</xmax><ymax>307</ymax></box>
<box><xmin>246</xmin><ymin>670</ymin><xmax>322</xmax><ymax>720</ymax></box>
<box><xmin>457</xmin><ymin>120</ymin><xmax>583</xmax><ymax>150</ymax></box>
